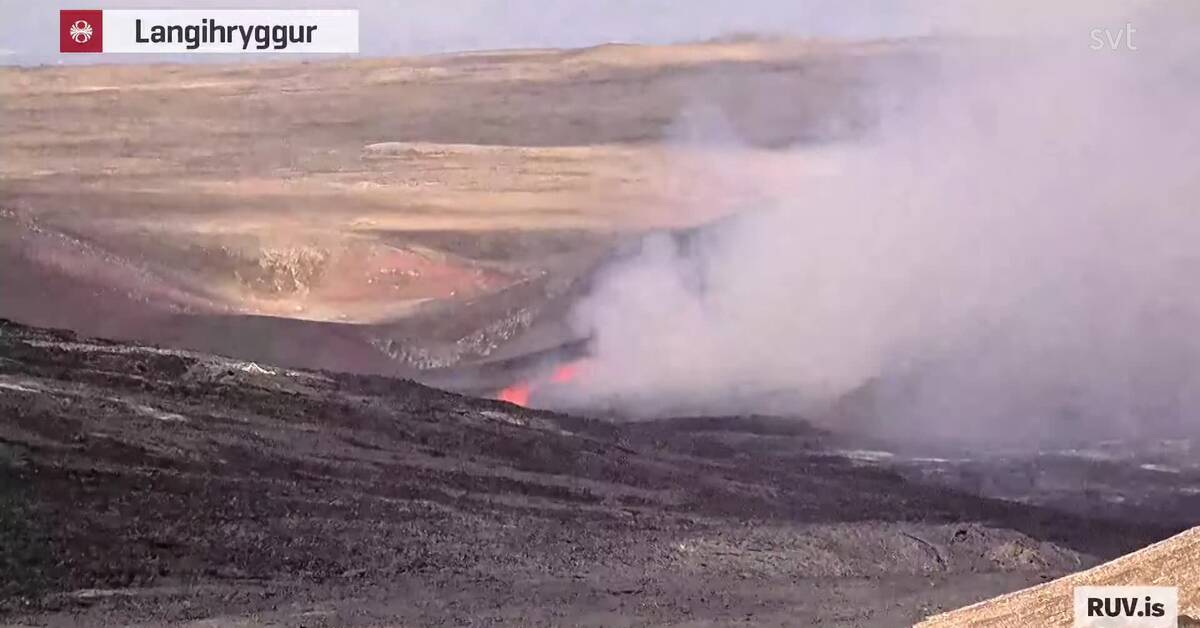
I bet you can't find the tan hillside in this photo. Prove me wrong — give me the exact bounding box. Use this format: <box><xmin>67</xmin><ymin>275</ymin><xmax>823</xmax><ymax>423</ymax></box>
<box><xmin>0</xmin><ymin>39</ymin><xmax>911</xmax><ymax>369</ymax></box>
<box><xmin>918</xmin><ymin>526</ymin><xmax>1200</xmax><ymax>627</ymax></box>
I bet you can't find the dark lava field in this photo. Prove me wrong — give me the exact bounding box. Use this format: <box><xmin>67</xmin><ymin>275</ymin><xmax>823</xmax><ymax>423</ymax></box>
<box><xmin>1</xmin><ymin>319</ymin><xmax>1195</xmax><ymax>627</ymax></box>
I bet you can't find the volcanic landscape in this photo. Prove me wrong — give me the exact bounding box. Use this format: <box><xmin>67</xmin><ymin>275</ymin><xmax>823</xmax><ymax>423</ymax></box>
<box><xmin>2</xmin><ymin>37</ymin><xmax>1199</xmax><ymax>626</ymax></box>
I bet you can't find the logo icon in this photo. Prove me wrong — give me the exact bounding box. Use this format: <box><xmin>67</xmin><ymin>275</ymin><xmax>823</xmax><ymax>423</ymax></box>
<box><xmin>70</xmin><ymin>20</ymin><xmax>94</xmax><ymax>43</ymax></box>
<box><xmin>60</xmin><ymin>10</ymin><xmax>103</xmax><ymax>53</ymax></box>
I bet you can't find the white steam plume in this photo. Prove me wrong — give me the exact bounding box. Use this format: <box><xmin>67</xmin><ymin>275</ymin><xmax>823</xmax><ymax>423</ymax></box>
<box><xmin>559</xmin><ymin>1</ymin><xmax>1200</xmax><ymax>446</ymax></box>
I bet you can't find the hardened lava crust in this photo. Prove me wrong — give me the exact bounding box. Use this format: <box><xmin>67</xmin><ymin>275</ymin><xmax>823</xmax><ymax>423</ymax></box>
<box><xmin>1</xmin><ymin>319</ymin><xmax>1192</xmax><ymax>627</ymax></box>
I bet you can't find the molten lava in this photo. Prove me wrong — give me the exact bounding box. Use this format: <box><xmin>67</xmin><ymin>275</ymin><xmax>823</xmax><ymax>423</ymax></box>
<box><xmin>498</xmin><ymin>382</ymin><xmax>531</xmax><ymax>407</ymax></box>
<box><xmin>496</xmin><ymin>361</ymin><xmax>583</xmax><ymax>408</ymax></box>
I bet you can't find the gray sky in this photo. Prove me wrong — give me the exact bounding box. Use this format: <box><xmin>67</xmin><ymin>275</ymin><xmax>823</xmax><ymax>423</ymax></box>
<box><xmin>0</xmin><ymin>0</ymin><xmax>932</xmax><ymax>65</ymax></box>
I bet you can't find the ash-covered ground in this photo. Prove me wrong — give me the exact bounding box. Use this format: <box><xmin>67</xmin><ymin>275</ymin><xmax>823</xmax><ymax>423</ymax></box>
<box><xmin>2</xmin><ymin>319</ymin><xmax>1196</xmax><ymax>627</ymax></box>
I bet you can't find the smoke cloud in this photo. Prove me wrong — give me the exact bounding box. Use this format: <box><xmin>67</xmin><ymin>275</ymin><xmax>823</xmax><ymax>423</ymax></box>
<box><xmin>557</xmin><ymin>1</ymin><xmax>1200</xmax><ymax>447</ymax></box>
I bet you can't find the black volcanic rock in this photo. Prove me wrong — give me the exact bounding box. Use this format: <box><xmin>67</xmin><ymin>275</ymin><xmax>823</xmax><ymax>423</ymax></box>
<box><xmin>0</xmin><ymin>320</ymin><xmax>1180</xmax><ymax>626</ymax></box>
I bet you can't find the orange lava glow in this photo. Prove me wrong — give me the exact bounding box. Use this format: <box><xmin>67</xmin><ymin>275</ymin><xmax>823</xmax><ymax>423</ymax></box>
<box><xmin>498</xmin><ymin>383</ymin><xmax>531</xmax><ymax>407</ymax></box>
<box><xmin>496</xmin><ymin>361</ymin><xmax>584</xmax><ymax>408</ymax></box>
<box><xmin>549</xmin><ymin>362</ymin><xmax>581</xmax><ymax>384</ymax></box>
